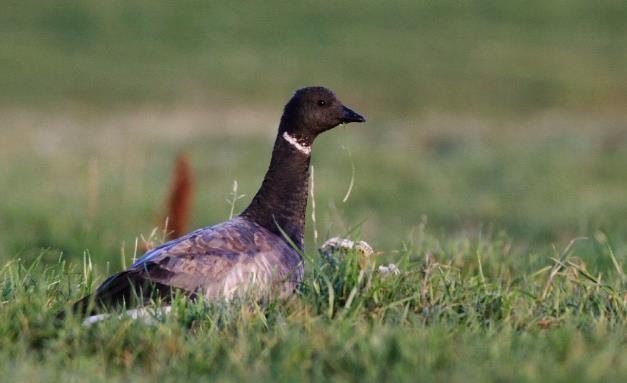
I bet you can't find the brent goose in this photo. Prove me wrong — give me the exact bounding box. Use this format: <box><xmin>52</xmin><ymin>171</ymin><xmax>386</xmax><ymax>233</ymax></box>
<box><xmin>73</xmin><ymin>86</ymin><xmax>365</xmax><ymax>316</ymax></box>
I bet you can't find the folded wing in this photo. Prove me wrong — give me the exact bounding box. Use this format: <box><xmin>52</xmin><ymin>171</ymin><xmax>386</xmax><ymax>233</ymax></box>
<box><xmin>74</xmin><ymin>217</ymin><xmax>303</xmax><ymax>315</ymax></box>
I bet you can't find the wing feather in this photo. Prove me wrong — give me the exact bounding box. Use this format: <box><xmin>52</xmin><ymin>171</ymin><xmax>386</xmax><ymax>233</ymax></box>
<box><xmin>74</xmin><ymin>217</ymin><xmax>303</xmax><ymax>314</ymax></box>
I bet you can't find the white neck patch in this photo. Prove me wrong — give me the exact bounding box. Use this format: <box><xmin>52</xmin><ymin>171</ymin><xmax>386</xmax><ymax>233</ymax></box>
<box><xmin>282</xmin><ymin>132</ymin><xmax>311</xmax><ymax>155</ymax></box>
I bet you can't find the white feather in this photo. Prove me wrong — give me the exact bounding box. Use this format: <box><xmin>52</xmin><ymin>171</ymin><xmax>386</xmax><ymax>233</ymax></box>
<box><xmin>282</xmin><ymin>132</ymin><xmax>311</xmax><ymax>155</ymax></box>
<box><xmin>82</xmin><ymin>306</ymin><xmax>172</xmax><ymax>326</ymax></box>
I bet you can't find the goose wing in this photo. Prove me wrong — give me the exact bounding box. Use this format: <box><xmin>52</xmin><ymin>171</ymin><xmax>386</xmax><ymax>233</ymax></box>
<box><xmin>74</xmin><ymin>218</ymin><xmax>303</xmax><ymax>314</ymax></box>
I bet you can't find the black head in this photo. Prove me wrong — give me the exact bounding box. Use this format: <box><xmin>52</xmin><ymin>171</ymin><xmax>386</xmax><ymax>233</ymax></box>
<box><xmin>280</xmin><ymin>86</ymin><xmax>366</xmax><ymax>142</ymax></box>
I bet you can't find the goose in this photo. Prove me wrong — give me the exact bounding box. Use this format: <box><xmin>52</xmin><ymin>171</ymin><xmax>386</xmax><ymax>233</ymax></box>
<box><xmin>72</xmin><ymin>86</ymin><xmax>366</xmax><ymax>318</ymax></box>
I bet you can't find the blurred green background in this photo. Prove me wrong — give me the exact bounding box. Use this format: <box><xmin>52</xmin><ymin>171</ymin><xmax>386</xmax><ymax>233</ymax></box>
<box><xmin>1</xmin><ymin>0</ymin><xmax>626</xmax><ymax>269</ymax></box>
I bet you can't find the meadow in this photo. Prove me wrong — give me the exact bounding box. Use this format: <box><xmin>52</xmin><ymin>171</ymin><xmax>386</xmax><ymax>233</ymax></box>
<box><xmin>0</xmin><ymin>1</ymin><xmax>626</xmax><ymax>381</ymax></box>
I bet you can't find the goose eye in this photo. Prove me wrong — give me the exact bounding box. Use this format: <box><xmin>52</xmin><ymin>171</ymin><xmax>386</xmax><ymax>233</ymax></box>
<box><xmin>317</xmin><ymin>100</ymin><xmax>327</xmax><ymax>106</ymax></box>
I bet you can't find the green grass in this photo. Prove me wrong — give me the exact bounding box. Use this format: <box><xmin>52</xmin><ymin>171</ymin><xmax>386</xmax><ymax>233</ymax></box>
<box><xmin>1</xmin><ymin>1</ymin><xmax>626</xmax><ymax>114</ymax></box>
<box><xmin>1</xmin><ymin>112</ymin><xmax>626</xmax><ymax>268</ymax></box>
<box><xmin>1</xmin><ymin>0</ymin><xmax>627</xmax><ymax>381</ymax></box>
<box><xmin>3</xmin><ymin>120</ymin><xmax>624</xmax><ymax>382</ymax></box>
<box><xmin>1</xmin><ymin>232</ymin><xmax>625</xmax><ymax>382</ymax></box>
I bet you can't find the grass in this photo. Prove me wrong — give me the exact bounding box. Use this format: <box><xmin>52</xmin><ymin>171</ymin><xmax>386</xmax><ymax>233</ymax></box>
<box><xmin>1</xmin><ymin>1</ymin><xmax>626</xmax><ymax>114</ymax></box>
<box><xmin>1</xmin><ymin>231</ymin><xmax>625</xmax><ymax>382</ymax></box>
<box><xmin>1</xmin><ymin>0</ymin><xmax>627</xmax><ymax>381</ymax></box>
<box><xmin>2</xmin><ymin>117</ymin><xmax>624</xmax><ymax>381</ymax></box>
<box><xmin>1</xmin><ymin>110</ymin><xmax>626</xmax><ymax>267</ymax></box>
